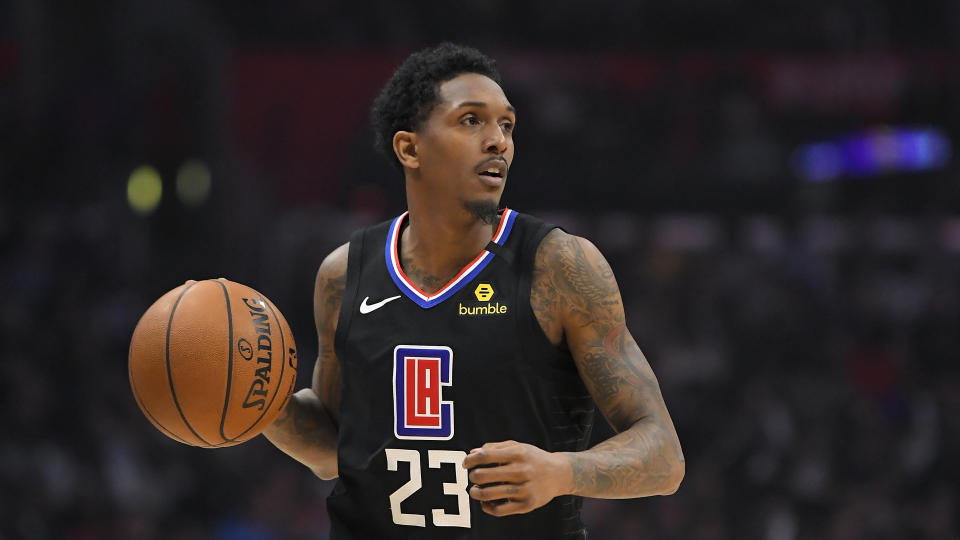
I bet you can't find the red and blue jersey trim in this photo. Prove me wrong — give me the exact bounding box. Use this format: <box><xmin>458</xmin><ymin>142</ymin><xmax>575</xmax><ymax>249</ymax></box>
<box><xmin>385</xmin><ymin>208</ymin><xmax>518</xmax><ymax>309</ymax></box>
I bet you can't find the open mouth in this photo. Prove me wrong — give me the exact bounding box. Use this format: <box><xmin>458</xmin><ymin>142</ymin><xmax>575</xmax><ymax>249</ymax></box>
<box><xmin>476</xmin><ymin>158</ymin><xmax>508</xmax><ymax>182</ymax></box>
<box><xmin>477</xmin><ymin>170</ymin><xmax>505</xmax><ymax>186</ymax></box>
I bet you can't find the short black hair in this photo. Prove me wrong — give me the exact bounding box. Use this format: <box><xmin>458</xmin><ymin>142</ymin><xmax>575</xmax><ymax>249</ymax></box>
<box><xmin>370</xmin><ymin>42</ymin><xmax>502</xmax><ymax>172</ymax></box>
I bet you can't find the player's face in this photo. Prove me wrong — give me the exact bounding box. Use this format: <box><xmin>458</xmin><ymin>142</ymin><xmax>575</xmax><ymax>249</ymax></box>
<box><xmin>416</xmin><ymin>73</ymin><xmax>516</xmax><ymax>220</ymax></box>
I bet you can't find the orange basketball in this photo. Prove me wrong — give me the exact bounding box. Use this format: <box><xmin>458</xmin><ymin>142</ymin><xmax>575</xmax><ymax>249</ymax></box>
<box><xmin>128</xmin><ymin>278</ymin><xmax>298</xmax><ymax>447</ymax></box>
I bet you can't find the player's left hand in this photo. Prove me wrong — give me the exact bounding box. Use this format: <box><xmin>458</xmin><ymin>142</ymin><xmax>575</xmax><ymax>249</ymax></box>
<box><xmin>462</xmin><ymin>440</ymin><xmax>573</xmax><ymax>516</ymax></box>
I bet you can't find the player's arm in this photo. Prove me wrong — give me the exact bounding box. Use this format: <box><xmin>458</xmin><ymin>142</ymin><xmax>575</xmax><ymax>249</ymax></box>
<box><xmin>262</xmin><ymin>243</ymin><xmax>348</xmax><ymax>480</ymax></box>
<box><xmin>543</xmin><ymin>231</ymin><xmax>683</xmax><ymax>498</ymax></box>
<box><xmin>464</xmin><ymin>230</ymin><xmax>684</xmax><ymax>515</ymax></box>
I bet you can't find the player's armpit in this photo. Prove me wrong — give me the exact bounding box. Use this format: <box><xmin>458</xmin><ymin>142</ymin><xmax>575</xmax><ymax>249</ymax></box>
<box><xmin>312</xmin><ymin>242</ymin><xmax>349</xmax><ymax>424</ymax></box>
<box><xmin>534</xmin><ymin>230</ymin><xmax>685</xmax><ymax>498</ymax></box>
<box><xmin>262</xmin><ymin>243</ymin><xmax>349</xmax><ymax>480</ymax></box>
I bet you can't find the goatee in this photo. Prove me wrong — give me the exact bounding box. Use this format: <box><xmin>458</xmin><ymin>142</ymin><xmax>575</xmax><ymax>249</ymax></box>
<box><xmin>463</xmin><ymin>200</ymin><xmax>500</xmax><ymax>225</ymax></box>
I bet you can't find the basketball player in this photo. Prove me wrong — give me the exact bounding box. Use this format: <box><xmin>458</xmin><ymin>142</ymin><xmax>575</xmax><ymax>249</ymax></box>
<box><xmin>263</xmin><ymin>43</ymin><xmax>684</xmax><ymax>539</ymax></box>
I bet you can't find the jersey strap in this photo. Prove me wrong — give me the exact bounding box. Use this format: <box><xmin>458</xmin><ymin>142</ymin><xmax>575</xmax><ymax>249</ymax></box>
<box><xmin>482</xmin><ymin>240</ymin><xmax>516</xmax><ymax>266</ymax></box>
<box><xmin>334</xmin><ymin>228</ymin><xmax>362</xmax><ymax>355</ymax></box>
<box><xmin>384</xmin><ymin>208</ymin><xmax>518</xmax><ymax>308</ymax></box>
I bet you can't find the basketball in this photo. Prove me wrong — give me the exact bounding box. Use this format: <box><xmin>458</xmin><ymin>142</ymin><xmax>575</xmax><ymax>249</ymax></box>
<box><xmin>128</xmin><ymin>278</ymin><xmax>298</xmax><ymax>447</ymax></box>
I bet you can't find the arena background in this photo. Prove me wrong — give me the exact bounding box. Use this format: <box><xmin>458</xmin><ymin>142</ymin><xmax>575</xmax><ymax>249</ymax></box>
<box><xmin>2</xmin><ymin>2</ymin><xmax>959</xmax><ymax>538</ymax></box>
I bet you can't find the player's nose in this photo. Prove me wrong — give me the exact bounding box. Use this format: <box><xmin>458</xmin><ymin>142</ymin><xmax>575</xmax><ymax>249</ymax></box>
<box><xmin>483</xmin><ymin>124</ymin><xmax>508</xmax><ymax>155</ymax></box>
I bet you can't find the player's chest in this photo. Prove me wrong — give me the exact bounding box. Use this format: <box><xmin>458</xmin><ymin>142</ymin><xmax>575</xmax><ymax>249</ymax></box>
<box><xmin>350</xmin><ymin>263</ymin><xmax>520</xmax><ymax>341</ymax></box>
<box><xmin>342</xmin><ymin>274</ymin><xmax>526</xmax><ymax>387</ymax></box>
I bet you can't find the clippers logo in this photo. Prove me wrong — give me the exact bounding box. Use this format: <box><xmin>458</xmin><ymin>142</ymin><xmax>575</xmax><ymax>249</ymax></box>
<box><xmin>393</xmin><ymin>345</ymin><xmax>454</xmax><ymax>440</ymax></box>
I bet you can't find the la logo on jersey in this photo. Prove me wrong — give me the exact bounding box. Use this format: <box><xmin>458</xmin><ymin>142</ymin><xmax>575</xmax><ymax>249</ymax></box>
<box><xmin>393</xmin><ymin>345</ymin><xmax>454</xmax><ymax>440</ymax></box>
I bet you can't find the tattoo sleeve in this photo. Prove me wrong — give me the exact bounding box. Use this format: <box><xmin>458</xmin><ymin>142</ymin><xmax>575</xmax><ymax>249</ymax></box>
<box><xmin>262</xmin><ymin>243</ymin><xmax>347</xmax><ymax>480</ymax></box>
<box><xmin>533</xmin><ymin>230</ymin><xmax>685</xmax><ymax>498</ymax></box>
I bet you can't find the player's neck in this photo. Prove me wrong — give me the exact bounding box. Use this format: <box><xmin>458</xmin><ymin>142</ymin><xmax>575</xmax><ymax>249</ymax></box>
<box><xmin>400</xmin><ymin>205</ymin><xmax>497</xmax><ymax>288</ymax></box>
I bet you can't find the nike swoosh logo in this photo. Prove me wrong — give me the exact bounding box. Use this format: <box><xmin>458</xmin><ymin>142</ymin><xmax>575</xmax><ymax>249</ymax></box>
<box><xmin>359</xmin><ymin>295</ymin><xmax>402</xmax><ymax>314</ymax></box>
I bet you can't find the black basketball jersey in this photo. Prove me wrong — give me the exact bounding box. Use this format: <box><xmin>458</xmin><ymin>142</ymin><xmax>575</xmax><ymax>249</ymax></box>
<box><xmin>328</xmin><ymin>209</ymin><xmax>595</xmax><ymax>539</ymax></box>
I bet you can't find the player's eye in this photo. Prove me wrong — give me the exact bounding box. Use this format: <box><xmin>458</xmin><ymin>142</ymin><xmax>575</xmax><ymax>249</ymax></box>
<box><xmin>461</xmin><ymin>114</ymin><xmax>481</xmax><ymax>126</ymax></box>
<box><xmin>500</xmin><ymin>122</ymin><xmax>514</xmax><ymax>133</ymax></box>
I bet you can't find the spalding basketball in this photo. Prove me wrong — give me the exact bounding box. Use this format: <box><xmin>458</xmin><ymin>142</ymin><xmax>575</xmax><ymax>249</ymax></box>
<box><xmin>128</xmin><ymin>278</ymin><xmax>298</xmax><ymax>447</ymax></box>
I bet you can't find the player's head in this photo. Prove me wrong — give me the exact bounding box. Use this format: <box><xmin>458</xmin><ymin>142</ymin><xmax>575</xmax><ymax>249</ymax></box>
<box><xmin>370</xmin><ymin>43</ymin><xmax>515</xmax><ymax>224</ymax></box>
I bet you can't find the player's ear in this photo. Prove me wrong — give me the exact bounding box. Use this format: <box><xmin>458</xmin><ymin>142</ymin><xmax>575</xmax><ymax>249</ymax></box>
<box><xmin>393</xmin><ymin>131</ymin><xmax>419</xmax><ymax>170</ymax></box>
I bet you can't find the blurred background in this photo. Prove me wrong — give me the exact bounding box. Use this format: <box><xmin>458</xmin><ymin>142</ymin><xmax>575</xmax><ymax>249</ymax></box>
<box><xmin>2</xmin><ymin>1</ymin><xmax>960</xmax><ymax>539</ymax></box>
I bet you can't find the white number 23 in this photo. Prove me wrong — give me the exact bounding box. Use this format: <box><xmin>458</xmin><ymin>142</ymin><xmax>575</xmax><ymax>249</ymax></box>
<box><xmin>385</xmin><ymin>448</ymin><xmax>470</xmax><ymax>528</ymax></box>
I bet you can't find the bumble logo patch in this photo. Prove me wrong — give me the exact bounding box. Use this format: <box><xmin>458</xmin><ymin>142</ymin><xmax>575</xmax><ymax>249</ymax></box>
<box><xmin>460</xmin><ymin>283</ymin><xmax>508</xmax><ymax>316</ymax></box>
<box><xmin>474</xmin><ymin>283</ymin><xmax>494</xmax><ymax>301</ymax></box>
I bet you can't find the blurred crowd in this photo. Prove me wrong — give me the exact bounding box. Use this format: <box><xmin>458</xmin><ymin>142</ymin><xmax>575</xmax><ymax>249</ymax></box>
<box><xmin>578</xmin><ymin>213</ymin><xmax>960</xmax><ymax>539</ymax></box>
<box><xmin>199</xmin><ymin>0</ymin><xmax>960</xmax><ymax>51</ymax></box>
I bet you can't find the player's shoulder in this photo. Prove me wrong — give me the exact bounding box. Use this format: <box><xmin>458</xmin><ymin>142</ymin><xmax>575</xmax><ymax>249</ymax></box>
<box><xmin>533</xmin><ymin>228</ymin><xmax>606</xmax><ymax>272</ymax></box>
<box><xmin>530</xmin><ymin>229</ymin><xmax>613</xmax><ymax>344</ymax></box>
<box><xmin>315</xmin><ymin>242</ymin><xmax>349</xmax><ymax>290</ymax></box>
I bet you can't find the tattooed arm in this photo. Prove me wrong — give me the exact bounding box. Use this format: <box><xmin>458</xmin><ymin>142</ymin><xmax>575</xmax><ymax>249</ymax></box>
<box><xmin>541</xmin><ymin>230</ymin><xmax>684</xmax><ymax>498</ymax></box>
<box><xmin>262</xmin><ymin>243</ymin><xmax>347</xmax><ymax>480</ymax></box>
<box><xmin>464</xmin><ymin>230</ymin><xmax>683</xmax><ymax>515</ymax></box>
